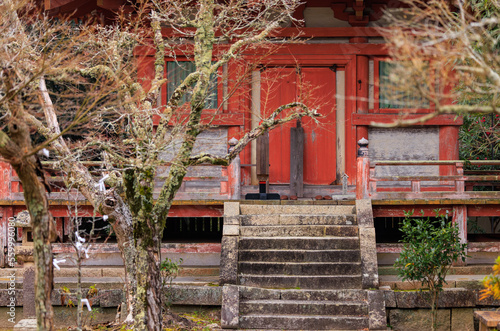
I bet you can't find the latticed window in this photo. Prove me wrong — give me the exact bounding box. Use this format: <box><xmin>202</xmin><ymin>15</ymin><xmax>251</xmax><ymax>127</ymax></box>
<box><xmin>378</xmin><ymin>61</ymin><xmax>430</xmax><ymax>109</ymax></box>
<box><xmin>166</xmin><ymin>61</ymin><xmax>218</xmax><ymax>109</ymax></box>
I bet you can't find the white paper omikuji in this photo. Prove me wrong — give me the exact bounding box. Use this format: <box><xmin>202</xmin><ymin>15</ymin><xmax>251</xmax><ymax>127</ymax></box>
<box><xmin>102</xmin><ymin>215</ymin><xmax>108</xmax><ymax>220</ymax></box>
<box><xmin>75</xmin><ymin>231</ymin><xmax>85</xmax><ymax>243</ymax></box>
<box><xmin>83</xmin><ymin>245</ymin><xmax>91</xmax><ymax>259</ymax></box>
<box><xmin>95</xmin><ymin>174</ymin><xmax>109</xmax><ymax>192</ymax></box>
<box><xmin>75</xmin><ymin>241</ymin><xmax>83</xmax><ymax>253</ymax></box>
<box><xmin>41</xmin><ymin>148</ymin><xmax>50</xmax><ymax>157</ymax></box>
<box><xmin>81</xmin><ymin>298</ymin><xmax>91</xmax><ymax>311</ymax></box>
<box><xmin>52</xmin><ymin>258</ymin><xmax>66</xmax><ymax>270</ymax></box>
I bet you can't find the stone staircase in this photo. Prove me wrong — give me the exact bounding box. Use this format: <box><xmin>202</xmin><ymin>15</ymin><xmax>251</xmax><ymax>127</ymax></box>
<box><xmin>220</xmin><ymin>201</ymin><xmax>386</xmax><ymax>330</ymax></box>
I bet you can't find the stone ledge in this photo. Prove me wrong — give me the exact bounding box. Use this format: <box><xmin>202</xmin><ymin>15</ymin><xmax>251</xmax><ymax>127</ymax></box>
<box><xmin>0</xmin><ymin>285</ymin><xmax>221</xmax><ymax>307</ymax></box>
<box><xmin>383</xmin><ymin>287</ymin><xmax>500</xmax><ymax>308</ymax></box>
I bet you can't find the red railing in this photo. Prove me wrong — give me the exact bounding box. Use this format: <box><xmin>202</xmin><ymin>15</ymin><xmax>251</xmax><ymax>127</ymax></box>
<box><xmin>356</xmin><ymin>158</ymin><xmax>500</xmax><ymax>200</ymax></box>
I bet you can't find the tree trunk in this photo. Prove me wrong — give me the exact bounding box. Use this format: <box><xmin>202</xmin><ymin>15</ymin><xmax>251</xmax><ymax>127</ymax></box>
<box><xmin>133</xmin><ymin>237</ymin><xmax>162</xmax><ymax>331</ymax></box>
<box><xmin>0</xmin><ymin>119</ymin><xmax>56</xmax><ymax>330</ymax></box>
<box><xmin>14</xmin><ymin>162</ymin><xmax>55</xmax><ymax>331</ymax></box>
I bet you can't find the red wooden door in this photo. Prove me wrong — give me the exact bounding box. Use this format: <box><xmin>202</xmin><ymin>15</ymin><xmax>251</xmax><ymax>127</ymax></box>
<box><xmin>261</xmin><ymin>67</ymin><xmax>336</xmax><ymax>185</ymax></box>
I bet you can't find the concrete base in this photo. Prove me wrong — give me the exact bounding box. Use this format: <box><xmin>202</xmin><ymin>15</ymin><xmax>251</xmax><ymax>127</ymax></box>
<box><xmin>14</xmin><ymin>318</ymin><xmax>37</xmax><ymax>330</ymax></box>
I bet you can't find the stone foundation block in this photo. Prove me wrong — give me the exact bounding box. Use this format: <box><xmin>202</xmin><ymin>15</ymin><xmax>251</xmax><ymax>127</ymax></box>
<box><xmin>452</xmin><ymin>308</ymin><xmax>474</xmax><ymax>331</ymax></box>
<box><xmin>388</xmin><ymin>308</ymin><xmax>450</xmax><ymax>331</ymax></box>
<box><xmin>221</xmin><ymin>285</ymin><xmax>239</xmax><ymax>329</ymax></box>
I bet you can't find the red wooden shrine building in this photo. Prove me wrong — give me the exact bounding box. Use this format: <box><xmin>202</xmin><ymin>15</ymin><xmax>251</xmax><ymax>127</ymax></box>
<box><xmin>0</xmin><ymin>0</ymin><xmax>499</xmax><ymax>268</ymax></box>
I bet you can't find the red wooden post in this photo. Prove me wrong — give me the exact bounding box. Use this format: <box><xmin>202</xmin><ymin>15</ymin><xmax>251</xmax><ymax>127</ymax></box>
<box><xmin>452</xmin><ymin>205</ymin><xmax>468</xmax><ymax>266</ymax></box>
<box><xmin>455</xmin><ymin>162</ymin><xmax>465</xmax><ymax>194</ymax></box>
<box><xmin>0</xmin><ymin>161</ymin><xmax>12</xmax><ymax>200</ymax></box>
<box><xmin>356</xmin><ymin>138</ymin><xmax>370</xmax><ymax>200</ymax></box>
<box><xmin>227</xmin><ymin>137</ymin><xmax>241</xmax><ymax>200</ymax></box>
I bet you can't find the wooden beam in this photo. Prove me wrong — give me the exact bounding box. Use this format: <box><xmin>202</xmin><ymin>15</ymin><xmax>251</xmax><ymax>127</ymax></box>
<box><xmin>97</xmin><ymin>0</ymin><xmax>126</xmax><ymax>10</ymax></box>
<box><xmin>352</xmin><ymin>113</ymin><xmax>463</xmax><ymax>126</ymax></box>
<box><xmin>161</xmin><ymin>27</ymin><xmax>383</xmax><ymax>39</ymax></box>
<box><xmin>153</xmin><ymin>112</ymin><xmax>245</xmax><ymax>126</ymax></box>
<box><xmin>44</xmin><ymin>0</ymin><xmax>75</xmax><ymax>10</ymax></box>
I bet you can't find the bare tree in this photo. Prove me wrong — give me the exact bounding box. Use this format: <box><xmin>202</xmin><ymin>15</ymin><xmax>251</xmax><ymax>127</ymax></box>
<box><xmin>379</xmin><ymin>0</ymin><xmax>500</xmax><ymax>127</ymax></box>
<box><xmin>3</xmin><ymin>0</ymin><xmax>319</xmax><ymax>330</ymax></box>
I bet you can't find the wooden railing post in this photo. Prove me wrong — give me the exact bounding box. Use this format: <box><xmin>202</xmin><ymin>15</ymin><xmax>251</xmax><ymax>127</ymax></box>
<box><xmin>455</xmin><ymin>162</ymin><xmax>464</xmax><ymax>194</ymax></box>
<box><xmin>0</xmin><ymin>161</ymin><xmax>12</xmax><ymax>200</ymax></box>
<box><xmin>356</xmin><ymin>138</ymin><xmax>370</xmax><ymax>200</ymax></box>
<box><xmin>227</xmin><ymin>138</ymin><xmax>241</xmax><ymax>200</ymax></box>
<box><xmin>452</xmin><ymin>205</ymin><xmax>468</xmax><ymax>266</ymax></box>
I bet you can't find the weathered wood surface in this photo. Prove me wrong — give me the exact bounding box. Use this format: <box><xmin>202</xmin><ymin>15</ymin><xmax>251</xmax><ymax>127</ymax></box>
<box><xmin>290</xmin><ymin>125</ymin><xmax>304</xmax><ymax>197</ymax></box>
<box><xmin>256</xmin><ymin>133</ymin><xmax>269</xmax><ymax>178</ymax></box>
<box><xmin>159</xmin><ymin>128</ymin><xmax>228</xmax><ymax>162</ymax></box>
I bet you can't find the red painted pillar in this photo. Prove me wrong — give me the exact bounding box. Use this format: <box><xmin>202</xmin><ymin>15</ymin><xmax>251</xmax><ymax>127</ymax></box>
<box><xmin>227</xmin><ymin>127</ymin><xmax>241</xmax><ymax>200</ymax></box>
<box><xmin>439</xmin><ymin>125</ymin><xmax>460</xmax><ymax>175</ymax></box>
<box><xmin>356</xmin><ymin>139</ymin><xmax>370</xmax><ymax>200</ymax></box>
<box><xmin>0</xmin><ymin>161</ymin><xmax>12</xmax><ymax>200</ymax></box>
<box><xmin>352</xmin><ymin>37</ymin><xmax>369</xmax><ymax>144</ymax></box>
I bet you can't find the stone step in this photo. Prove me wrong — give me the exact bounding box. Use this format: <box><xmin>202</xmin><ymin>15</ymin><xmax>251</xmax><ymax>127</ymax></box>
<box><xmin>239</xmin><ymin>287</ymin><xmax>368</xmax><ymax>302</ymax></box>
<box><xmin>239</xmin><ymin>274</ymin><xmax>362</xmax><ymax>289</ymax></box>
<box><xmin>240</xmin><ymin>214</ymin><xmax>356</xmax><ymax>226</ymax></box>
<box><xmin>240</xmin><ymin>299</ymin><xmax>368</xmax><ymax>316</ymax></box>
<box><xmin>239</xmin><ymin>315</ymin><xmax>369</xmax><ymax>330</ymax></box>
<box><xmin>239</xmin><ymin>205</ymin><xmax>355</xmax><ymax>215</ymax></box>
<box><xmin>240</xmin><ymin>225</ymin><xmax>358</xmax><ymax>237</ymax></box>
<box><xmin>239</xmin><ymin>237</ymin><xmax>360</xmax><ymax>250</ymax></box>
<box><xmin>238</xmin><ymin>261</ymin><xmax>361</xmax><ymax>275</ymax></box>
<box><xmin>239</xmin><ymin>249</ymin><xmax>360</xmax><ymax>263</ymax></box>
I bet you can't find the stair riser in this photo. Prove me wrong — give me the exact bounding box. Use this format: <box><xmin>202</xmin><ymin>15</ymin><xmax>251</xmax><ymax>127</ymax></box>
<box><xmin>239</xmin><ymin>275</ymin><xmax>362</xmax><ymax>289</ymax></box>
<box><xmin>239</xmin><ymin>316</ymin><xmax>369</xmax><ymax>330</ymax></box>
<box><xmin>239</xmin><ymin>238</ymin><xmax>360</xmax><ymax>250</ymax></box>
<box><xmin>239</xmin><ymin>250</ymin><xmax>360</xmax><ymax>263</ymax></box>
<box><xmin>240</xmin><ymin>302</ymin><xmax>368</xmax><ymax>316</ymax></box>
<box><xmin>238</xmin><ymin>262</ymin><xmax>361</xmax><ymax>275</ymax></box>
<box><xmin>238</xmin><ymin>287</ymin><xmax>368</xmax><ymax>302</ymax></box>
<box><xmin>240</xmin><ymin>215</ymin><xmax>356</xmax><ymax>226</ymax></box>
<box><xmin>240</xmin><ymin>225</ymin><xmax>358</xmax><ymax>237</ymax></box>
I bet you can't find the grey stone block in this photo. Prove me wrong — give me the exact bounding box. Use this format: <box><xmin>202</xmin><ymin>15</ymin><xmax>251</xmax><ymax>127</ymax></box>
<box><xmin>221</xmin><ymin>285</ymin><xmax>239</xmax><ymax>329</ymax></box>
<box><xmin>359</xmin><ymin>227</ymin><xmax>379</xmax><ymax>289</ymax></box>
<box><xmin>99</xmin><ymin>289</ymin><xmax>123</xmax><ymax>307</ymax></box>
<box><xmin>383</xmin><ymin>289</ymin><xmax>397</xmax><ymax>308</ymax></box>
<box><xmin>368</xmin><ymin>290</ymin><xmax>387</xmax><ymax>330</ymax></box>
<box><xmin>238</xmin><ymin>237</ymin><xmax>359</xmax><ymax>250</ymax></box>
<box><xmin>220</xmin><ymin>237</ymin><xmax>239</xmax><ymax>285</ymax></box>
<box><xmin>388</xmin><ymin>308</ymin><xmax>450</xmax><ymax>331</ymax></box>
<box><xmin>222</xmin><ymin>224</ymin><xmax>239</xmax><ymax>236</ymax></box>
<box><xmin>356</xmin><ymin>199</ymin><xmax>374</xmax><ymax>227</ymax></box>
<box><xmin>22</xmin><ymin>266</ymin><xmax>35</xmax><ymax>318</ymax></box>
<box><xmin>224</xmin><ymin>216</ymin><xmax>240</xmax><ymax>226</ymax></box>
<box><xmin>224</xmin><ymin>202</ymin><xmax>240</xmax><ymax>217</ymax></box>
<box><xmin>169</xmin><ymin>285</ymin><xmax>221</xmax><ymax>305</ymax></box>
<box><xmin>239</xmin><ymin>315</ymin><xmax>368</xmax><ymax>330</ymax></box>
<box><xmin>451</xmin><ymin>308</ymin><xmax>474</xmax><ymax>331</ymax></box>
<box><xmin>240</xmin><ymin>300</ymin><xmax>367</xmax><ymax>316</ymax></box>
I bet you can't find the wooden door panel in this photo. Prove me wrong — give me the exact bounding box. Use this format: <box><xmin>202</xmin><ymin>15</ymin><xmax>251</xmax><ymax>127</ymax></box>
<box><xmin>261</xmin><ymin>67</ymin><xmax>336</xmax><ymax>185</ymax></box>
<box><xmin>300</xmin><ymin>68</ymin><xmax>336</xmax><ymax>185</ymax></box>
<box><xmin>261</xmin><ymin>68</ymin><xmax>296</xmax><ymax>184</ymax></box>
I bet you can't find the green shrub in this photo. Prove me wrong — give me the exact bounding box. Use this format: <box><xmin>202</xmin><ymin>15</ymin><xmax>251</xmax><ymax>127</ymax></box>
<box><xmin>394</xmin><ymin>210</ymin><xmax>467</xmax><ymax>331</ymax></box>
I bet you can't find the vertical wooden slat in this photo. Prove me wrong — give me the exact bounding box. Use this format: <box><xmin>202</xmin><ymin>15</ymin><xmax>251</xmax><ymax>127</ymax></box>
<box><xmin>0</xmin><ymin>210</ymin><xmax>5</xmax><ymax>267</ymax></box>
<box><xmin>256</xmin><ymin>133</ymin><xmax>269</xmax><ymax>180</ymax></box>
<box><xmin>290</xmin><ymin>122</ymin><xmax>304</xmax><ymax>197</ymax></box>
